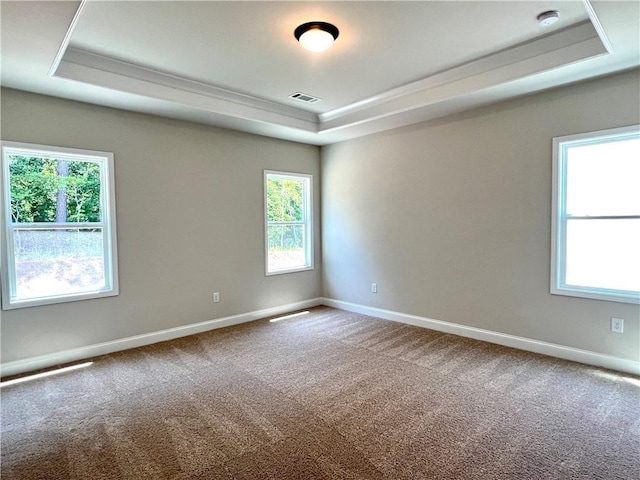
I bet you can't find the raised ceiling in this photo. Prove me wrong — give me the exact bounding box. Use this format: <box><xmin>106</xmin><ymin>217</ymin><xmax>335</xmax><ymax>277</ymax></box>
<box><xmin>1</xmin><ymin>1</ymin><xmax>639</xmax><ymax>145</ymax></box>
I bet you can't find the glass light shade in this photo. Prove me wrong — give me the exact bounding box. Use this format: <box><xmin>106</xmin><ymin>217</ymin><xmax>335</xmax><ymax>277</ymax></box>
<box><xmin>298</xmin><ymin>28</ymin><xmax>335</xmax><ymax>52</ymax></box>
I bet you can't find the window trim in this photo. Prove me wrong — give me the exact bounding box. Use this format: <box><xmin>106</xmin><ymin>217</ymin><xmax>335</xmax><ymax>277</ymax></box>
<box><xmin>550</xmin><ymin>125</ymin><xmax>640</xmax><ymax>304</ymax></box>
<box><xmin>1</xmin><ymin>141</ymin><xmax>119</xmax><ymax>309</ymax></box>
<box><xmin>264</xmin><ymin>170</ymin><xmax>313</xmax><ymax>276</ymax></box>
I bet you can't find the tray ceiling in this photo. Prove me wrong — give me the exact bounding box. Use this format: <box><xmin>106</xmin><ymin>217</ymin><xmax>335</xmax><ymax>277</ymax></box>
<box><xmin>1</xmin><ymin>1</ymin><xmax>639</xmax><ymax>145</ymax></box>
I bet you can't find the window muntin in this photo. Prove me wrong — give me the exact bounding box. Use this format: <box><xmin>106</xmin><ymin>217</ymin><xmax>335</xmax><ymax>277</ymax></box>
<box><xmin>1</xmin><ymin>142</ymin><xmax>118</xmax><ymax>309</ymax></box>
<box><xmin>264</xmin><ymin>171</ymin><xmax>313</xmax><ymax>275</ymax></box>
<box><xmin>551</xmin><ymin>126</ymin><xmax>640</xmax><ymax>304</ymax></box>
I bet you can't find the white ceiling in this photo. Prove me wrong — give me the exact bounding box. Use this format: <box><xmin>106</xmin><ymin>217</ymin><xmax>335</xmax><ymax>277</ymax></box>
<box><xmin>1</xmin><ymin>1</ymin><xmax>639</xmax><ymax>146</ymax></box>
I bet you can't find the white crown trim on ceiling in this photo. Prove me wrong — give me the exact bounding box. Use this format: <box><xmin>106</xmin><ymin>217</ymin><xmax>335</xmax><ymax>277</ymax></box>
<box><xmin>318</xmin><ymin>21</ymin><xmax>607</xmax><ymax>133</ymax></box>
<box><xmin>50</xmin><ymin>2</ymin><xmax>610</xmax><ymax>144</ymax></box>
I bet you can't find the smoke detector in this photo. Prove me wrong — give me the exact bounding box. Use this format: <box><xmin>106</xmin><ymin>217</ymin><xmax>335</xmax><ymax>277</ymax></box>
<box><xmin>537</xmin><ymin>10</ymin><xmax>559</xmax><ymax>27</ymax></box>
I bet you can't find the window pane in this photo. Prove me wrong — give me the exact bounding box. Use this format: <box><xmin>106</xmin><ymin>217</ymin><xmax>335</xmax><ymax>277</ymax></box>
<box><xmin>267</xmin><ymin>224</ymin><xmax>306</xmax><ymax>271</ymax></box>
<box><xmin>8</xmin><ymin>155</ymin><xmax>102</xmax><ymax>223</ymax></box>
<box><xmin>13</xmin><ymin>228</ymin><xmax>106</xmax><ymax>300</ymax></box>
<box><xmin>266</xmin><ymin>178</ymin><xmax>304</xmax><ymax>222</ymax></box>
<box><xmin>565</xmin><ymin>219</ymin><xmax>640</xmax><ymax>292</ymax></box>
<box><xmin>264</xmin><ymin>170</ymin><xmax>312</xmax><ymax>275</ymax></box>
<box><xmin>566</xmin><ymin>138</ymin><xmax>640</xmax><ymax>216</ymax></box>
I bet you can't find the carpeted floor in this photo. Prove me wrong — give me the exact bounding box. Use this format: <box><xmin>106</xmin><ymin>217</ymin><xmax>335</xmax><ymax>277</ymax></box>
<box><xmin>1</xmin><ymin>306</ymin><xmax>639</xmax><ymax>479</ymax></box>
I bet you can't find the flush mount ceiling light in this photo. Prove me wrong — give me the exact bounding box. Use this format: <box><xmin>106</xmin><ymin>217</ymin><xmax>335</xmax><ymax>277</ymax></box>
<box><xmin>537</xmin><ymin>10</ymin><xmax>560</xmax><ymax>27</ymax></box>
<box><xmin>294</xmin><ymin>21</ymin><xmax>339</xmax><ymax>52</ymax></box>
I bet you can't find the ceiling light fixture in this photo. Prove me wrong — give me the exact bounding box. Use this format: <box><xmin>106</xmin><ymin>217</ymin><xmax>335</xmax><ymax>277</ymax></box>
<box><xmin>294</xmin><ymin>21</ymin><xmax>339</xmax><ymax>52</ymax></box>
<box><xmin>537</xmin><ymin>10</ymin><xmax>560</xmax><ymax>27</ymax></box>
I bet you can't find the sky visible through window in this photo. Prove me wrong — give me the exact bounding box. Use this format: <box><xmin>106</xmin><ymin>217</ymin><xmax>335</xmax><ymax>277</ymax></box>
<box><xmin>564</xmin><ymin>138</ymin><xmax>639</xmax><ymax>293</ymax></box>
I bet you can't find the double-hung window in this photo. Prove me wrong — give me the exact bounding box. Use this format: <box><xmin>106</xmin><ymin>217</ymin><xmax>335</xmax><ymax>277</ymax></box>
<box><xmin>264</xmin><ymin>170</ymin><xmax>313</xmax><ymax>275</ymax></box>
<box><xmin>551</xmin><ymin>125</ymin><xmax>640</xmax><ymax>304</ymax></box>
<box><xmin>1</xmin><ymin>141</ymin><xmax>119</xmax><ymax>309</ymax></box>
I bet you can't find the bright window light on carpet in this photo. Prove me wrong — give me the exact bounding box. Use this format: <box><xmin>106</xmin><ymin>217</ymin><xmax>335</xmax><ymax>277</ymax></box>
<box><xmin>0</xmin><ymin>362</ymin><xmax>93</xmax><ymax>388</ymax></box>
<box><xmin>270</xmin><ymin>311</ymin><xmax>310</xmax><ymax>322</ymax></box>
<box><xmin>590</xmin><ymin>369</ymin><xmax>640</xmax><ymax>387</ymax></box>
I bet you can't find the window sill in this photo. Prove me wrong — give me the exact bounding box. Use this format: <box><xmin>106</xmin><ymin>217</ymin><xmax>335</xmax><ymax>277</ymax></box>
<box><xmin>551</xmin><ymin>285</ymin><xmax>640</xmax><ymax>304</ymax></box>
<box><xmin>2</xmin><ymin>288</ymin><xmax>119</xmax><ymax>310</ymax></box>
<box><xmin>266</xmin><ymin>265</ymin><xmax>314</xmax><ymax>276</ymax></box>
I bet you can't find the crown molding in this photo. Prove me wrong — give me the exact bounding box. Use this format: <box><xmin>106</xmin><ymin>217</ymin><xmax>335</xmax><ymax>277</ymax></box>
<box><xmin>318</xmin><ymin>21</ymin><xmax>607</xmax><ymax>133</ymax></box>
<box><xmin>48</xmin><ymin>0</ymin><xmax>87</xmax><ymax>77</ymax></box>
<box><xmin>581</xmin><ymin>0</ymin><xmax>613</xmax><ymax>54</ymax></box>
<box><xmin>54</xmin><ymin>48</ymin><xmax>319</xmax><ymax>133</ymax></box>
<box><xmin>49</xmin><ymin>2</ymin><xmax>612</xmax><ymax>144</ymax></box>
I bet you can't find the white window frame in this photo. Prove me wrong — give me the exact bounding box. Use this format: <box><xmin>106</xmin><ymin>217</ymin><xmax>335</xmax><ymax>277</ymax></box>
<box><xmin>551</xmin><ymin>125</ymin><xmax>640</xmax><ymax>304</ymax></box>
<box><xmin>264</xmin><ymin>170</ymin><xmax>313</xmax><ymax>275</ymax></box>
<box><xmin>1</xmin><ymin>141</ymin><xmax>119</xmax><ymax>309</ymax></box>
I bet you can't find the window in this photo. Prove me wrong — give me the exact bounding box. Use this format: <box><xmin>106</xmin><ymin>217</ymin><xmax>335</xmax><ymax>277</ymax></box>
<box><xmin>264</xmin><ymin>170</ymin><xmax>313</xmax><ymax>275</ymax></box>
<box><xmin>1</xmin><ymin>141</ymin><xmax>118</xmax><ymax>309</ymax></box>
<box><xmin>551</xmin><ymin>125</ymin><xmax>640</xmax><ymax>304</ymax></box>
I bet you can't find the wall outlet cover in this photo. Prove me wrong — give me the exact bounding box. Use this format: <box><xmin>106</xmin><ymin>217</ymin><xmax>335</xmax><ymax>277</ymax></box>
<box><xmin>611</xmin><ymin>317</ymin><xmax>624</xmax><ymax>333</ymax></box>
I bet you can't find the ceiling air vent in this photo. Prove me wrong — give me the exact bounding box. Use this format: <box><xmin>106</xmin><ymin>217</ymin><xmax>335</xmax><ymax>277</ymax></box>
<box><xmin>289</xmin><ymin>92</ymin><xmax>321</xmax><ymax>104</ymax></box>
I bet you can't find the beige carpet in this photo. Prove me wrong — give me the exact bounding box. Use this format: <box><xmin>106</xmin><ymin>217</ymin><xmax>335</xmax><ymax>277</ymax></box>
<box><xmin>2</xmin><ymin>306</ymin><xmax>639</xmax><ymax>479</ymax></box>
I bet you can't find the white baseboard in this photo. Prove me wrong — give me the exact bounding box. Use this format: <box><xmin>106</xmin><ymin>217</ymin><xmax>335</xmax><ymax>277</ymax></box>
<box><xmin>1</xmin><ymin>298</ymin><xmax>322</xmax><ymax>378</ymax></box>
<box><xmin>4</xmin><ymin>297</ymin><xmax>637</xmax><ymax>378</ymax></box>
<box><xmin>322</xmin><ymin>298</ymin><xmax>640</xmax><ymax>376</ymax></box>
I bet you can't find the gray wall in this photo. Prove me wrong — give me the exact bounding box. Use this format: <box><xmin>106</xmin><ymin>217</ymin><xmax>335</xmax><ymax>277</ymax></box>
<box><xmin>322</xmin><ymin>70</ymin><xmax>640</xmax><ymax>361</ymax></box>
<box><xmin>3</xmin><ymin>69</ymin><xmax>639</xmax><ymax>367</ymax></box>
<box><xmin>1</xmin><ymin>88</ymin><xmax>322</xmax><ymax>363</ymax></box>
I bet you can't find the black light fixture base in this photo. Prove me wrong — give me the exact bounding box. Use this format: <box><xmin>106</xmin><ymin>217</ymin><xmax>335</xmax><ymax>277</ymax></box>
<box><xmin>294</xmin><ymin>21</ymin><xmax>340</xmax><ymax>41</ymax></box>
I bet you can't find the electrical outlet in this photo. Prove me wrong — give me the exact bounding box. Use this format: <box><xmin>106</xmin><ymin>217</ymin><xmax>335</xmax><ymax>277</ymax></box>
<box><xmin>611</xmin><ymin>317</ymin><xmax>624</xmax><ymax>333</ymax></box>
<box><xmin>213</xmin><ymin>292</ymin><xmax>220</xmax><ymax>303</ymax></box>
<box><xmin>371</xmin><ymin>283</ymin><xmax>377</xmax><ymax>293</ymax></box>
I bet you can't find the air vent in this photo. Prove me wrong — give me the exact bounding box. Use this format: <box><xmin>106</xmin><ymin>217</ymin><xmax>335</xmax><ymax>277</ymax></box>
<box><xmin>289</xmin><ymin>92</ymin><xmax>322</xmax><ymax>104</ymax></box>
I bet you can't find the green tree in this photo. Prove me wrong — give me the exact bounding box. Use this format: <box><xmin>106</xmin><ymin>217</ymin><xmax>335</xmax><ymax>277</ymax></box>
<box><xmin>66</xmin><ymin>161</ymin><xmax>101</xmax><ymax>222</ymax></box>
<box><xmin>9</xmin><ymin>156</ymin><xmax>57</xmax><ymax>222</ymax></box>
<box><xmin>9</xmin><ymin>156</ymin><xmax>101</xmax><ymax>223</ymax></box>
<box><xmin>266</xmin><ymin>178</ymin><xmax>304</xmax><ymax>251</ymax></box>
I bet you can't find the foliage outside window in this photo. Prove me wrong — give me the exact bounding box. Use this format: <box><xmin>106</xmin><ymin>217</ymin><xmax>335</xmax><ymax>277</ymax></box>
<box><xmin>551</xmin><ymin>125</ymin><xmax>640</xmax><ymax>304</ymax></box>
<box><xmin>264</xmin><ymin>171</ymin><xmax>313</xmax><ymax>275</ymax></box>
<box><xmin>1</xmin><ymin>142</ymin><xmax>118</xmax><ymax>309</ymax></box>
